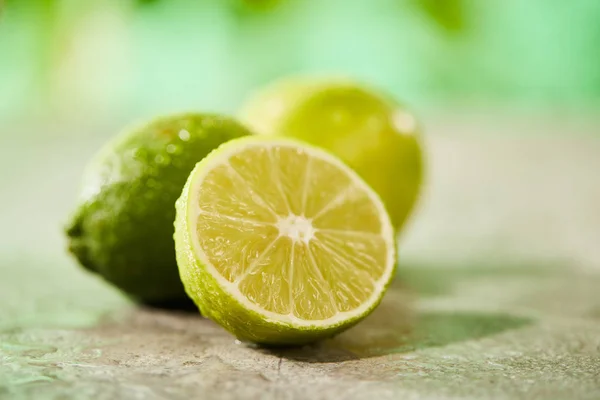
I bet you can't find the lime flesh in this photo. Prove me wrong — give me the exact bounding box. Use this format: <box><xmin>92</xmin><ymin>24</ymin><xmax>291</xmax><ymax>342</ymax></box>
<box><xmin>175</xmin><ymin>136</ymin><xmax>395</xmax><ymax>345</ymax></box>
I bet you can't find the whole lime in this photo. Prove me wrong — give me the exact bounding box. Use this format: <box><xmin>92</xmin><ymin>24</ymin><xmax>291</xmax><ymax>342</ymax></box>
<box><xmin>240</xmin><ymin>77</ymin><xmax>424</xmax><ymax>233</ymax></box>
<box><xmin>65</xmin><ymin>113</ymin><xmax>252</xmax><ymax>304</ymax></box>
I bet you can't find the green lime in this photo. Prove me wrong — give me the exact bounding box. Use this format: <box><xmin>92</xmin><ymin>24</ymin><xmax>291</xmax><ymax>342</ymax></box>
<box><xmin>66</xmin><ymin>113</ymin><xmax>252</xmax><ymax>304</ymax></box>
<box><xmin>240</xmin><ymin>77</ymin><xmax>424</xmax><ymax>233</ymax></box>
<box><xmin>175</xmin><ymin>136</ymin><xmax>395</xmax><ymax>345</ymax></box>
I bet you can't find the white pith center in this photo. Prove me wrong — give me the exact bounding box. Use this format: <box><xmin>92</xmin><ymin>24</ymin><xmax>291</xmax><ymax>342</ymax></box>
<box><xmin>276</xmin><ymin>214</ymin><xmax>315</xmax><ymax>243</ymax></box>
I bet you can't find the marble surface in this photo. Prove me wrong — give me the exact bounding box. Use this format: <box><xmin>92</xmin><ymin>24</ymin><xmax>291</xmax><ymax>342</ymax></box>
<box><xmin>1</xmin><ymin>114</ymin><xmax>599</xmax><ymax>399</ymax></box>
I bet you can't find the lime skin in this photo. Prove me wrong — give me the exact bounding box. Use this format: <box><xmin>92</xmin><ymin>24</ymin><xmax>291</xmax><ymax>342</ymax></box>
<box><xmin>65</xmin><ymin>113</ymin><xmax>252</xmax><ymax>304</ymax></box>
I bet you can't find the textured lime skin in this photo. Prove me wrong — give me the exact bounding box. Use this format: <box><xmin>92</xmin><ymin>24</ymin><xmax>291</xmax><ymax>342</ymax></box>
<box><xmin>174</xmin><ymin>136</ymin><xmax>396</xmax><ymax>345</ymax></box>
<box><xmin>66</xmin><ymin>113</ymin><xmax>251</xmax><ymax>303</ymax></box>
<box><xmin>240</xmin><ymin>77</ymin><xmax>424</xmax><ymax>233</ymax></box>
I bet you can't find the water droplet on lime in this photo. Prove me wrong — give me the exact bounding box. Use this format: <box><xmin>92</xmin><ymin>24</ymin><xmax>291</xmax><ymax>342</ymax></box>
<box><xmin>178</xmin><ymin>129</ymin><xmax>191</xmax><ymax>141</ymax></box>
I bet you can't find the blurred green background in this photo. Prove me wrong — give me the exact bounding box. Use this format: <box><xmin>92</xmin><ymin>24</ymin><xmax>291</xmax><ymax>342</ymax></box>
<box><xmin>1</xmin><ymin>0</ymin><xmax>599</xmax><ymax>126</ymax></box>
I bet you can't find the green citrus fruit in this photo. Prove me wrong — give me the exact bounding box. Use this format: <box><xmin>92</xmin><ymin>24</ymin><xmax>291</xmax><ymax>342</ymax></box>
<box><xmin>175</xmin><ymin>136</ymin><xmax>395</xmax><ymax>345</ymax></box>
<box><xmin>65</xmin><ymin>113</ymin><xmax>252</xmax><ymax>304</ymax></box>
<box><xmin>240</xmin><ymin>77</ymin><xmax>424</xmax><ymax>233</ymax></box>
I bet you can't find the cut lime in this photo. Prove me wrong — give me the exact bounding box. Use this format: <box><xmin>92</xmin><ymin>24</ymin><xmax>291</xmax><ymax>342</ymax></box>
<box><xmin>240</xmin><ymin>77</ymin><xmax>424</xmax><ymax>233</ymax></box>
<box><xmin>175</xmin><ymin>136</ymin><xmax>396</xmax><ymax>345</ymax></box>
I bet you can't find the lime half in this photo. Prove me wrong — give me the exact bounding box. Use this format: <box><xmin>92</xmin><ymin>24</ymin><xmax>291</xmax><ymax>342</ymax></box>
<box><xmin>175</xmin><ymin>137</ymin><xmax>396</xmax><ymax>345</ymax></box>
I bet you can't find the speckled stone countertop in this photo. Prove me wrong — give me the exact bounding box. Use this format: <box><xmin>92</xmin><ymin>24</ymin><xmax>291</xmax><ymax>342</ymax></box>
<box><xmin>1</xmin><ymin>114</ymin><xmax>599</xmax><ymax>399</ymax></box>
